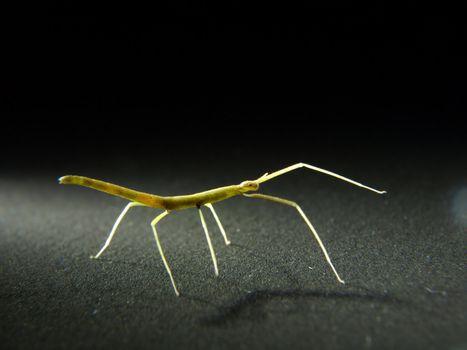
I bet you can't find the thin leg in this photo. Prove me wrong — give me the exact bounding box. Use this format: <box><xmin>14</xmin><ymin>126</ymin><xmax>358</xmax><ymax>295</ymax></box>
<box><xmin>91</xmin><ymin>202</ymin><xmax>144</xmax><ymax>259</ymax></box>
<box><xmin>255</xmin><ymin>162</ymin><xmax>386</xmax><ymax>194</ymax></box>
<box><xmin>244</xmin><ymin>193</ymin><xmax>345</xmax><ymax>284</ymax></box>
<box><xmin>205</xmin><ymin>203</ymin><xmax>231</xmax><ymax>245</ymax></box>
<box><xmin>151</xmin><ymin>211</ymin><xmax>180</xmax><ymax>296</ymax></box>
<box><xmin>198</xmin><ymin>207</ymin><xmax>219</xmax><ymax>277</ymax></box>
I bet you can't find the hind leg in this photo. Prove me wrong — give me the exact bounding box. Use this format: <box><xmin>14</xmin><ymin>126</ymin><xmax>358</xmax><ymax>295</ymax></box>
<box><xmin>151</xmin><ymin>211</ymin><xmax>180</xmax><ymax>296</ymax></box>
<box><xmin>91</xmin><ymin>202</ymin><xmax>144</xmax><ymax>259</ymax></box>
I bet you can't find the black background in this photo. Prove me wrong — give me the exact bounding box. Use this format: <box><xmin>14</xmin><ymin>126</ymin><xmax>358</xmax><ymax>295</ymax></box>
<box><xmin>3</xmin><ymin>2</ymin><xmax>466</xmax><ymax>163</ymax></box>
<box><xmin>2</xmin><ymin>2</ymin><xmax>466</xmax><ymax>350</ymax></box>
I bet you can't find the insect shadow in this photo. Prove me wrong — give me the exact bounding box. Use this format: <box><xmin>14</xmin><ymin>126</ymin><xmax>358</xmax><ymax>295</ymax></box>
<box><xmin>196</xmin><ymin>286</ymin><xmax>405</xmax><ymax>326</ymax></box>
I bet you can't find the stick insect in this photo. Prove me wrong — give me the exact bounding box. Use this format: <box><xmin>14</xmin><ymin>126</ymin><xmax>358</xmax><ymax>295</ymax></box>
<box><xmin>59</xmin><ymin>163</ymin><xmax>386</xmax><ymax>296</ymax></box>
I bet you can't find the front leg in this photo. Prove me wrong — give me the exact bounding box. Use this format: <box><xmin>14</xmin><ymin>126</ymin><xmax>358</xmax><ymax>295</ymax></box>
<box><xmin>256</xmin><ymin>162</ymin><xmax>386</xmax><ymax>194</ymax></box>
<box><xmin>243</xmin><ymin>193</ymin><xmax>345</xmax><ymax>284</ymax></box>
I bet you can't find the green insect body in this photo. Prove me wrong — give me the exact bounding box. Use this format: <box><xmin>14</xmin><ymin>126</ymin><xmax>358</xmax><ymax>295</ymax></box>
<box><xmin>60</xmin><ymin>163</ymin><xmax>386</xmax><ymax>296</ymax></box>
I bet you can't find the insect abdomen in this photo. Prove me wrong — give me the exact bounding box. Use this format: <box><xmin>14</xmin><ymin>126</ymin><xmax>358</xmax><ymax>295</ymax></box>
<box><xmin>58</xmin><ymin>175</ymin><xmax>165</xmax><ymax>209</ymax></box>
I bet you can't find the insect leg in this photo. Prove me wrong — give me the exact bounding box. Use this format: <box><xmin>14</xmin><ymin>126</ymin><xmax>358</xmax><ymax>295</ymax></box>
<box><xmin>151</xmin><ymin>211</ymin><xmax>180</xmax><ymax>296</ymax></box>
<box><xmin>205</xmin><ymin>203</ymin><xmax>231</xmax><ymax>245</ymax></box>
<box><xmin>243</xmin><ymin>193</ymin><xmax>345</xmax><ymax>284</ymax></box>
<box><xmin>91</xmin><ymin>202</ymin><xmax>144</xmax><ymax>259</ymax></box>
<box><xmin>256</xmin><ymin>162</ymin><xmax>386</xmax><ymax>194</ymax></box>
<box><xmin>198</xmin><ymin>207</ymin><xmax>219</xmax><ymax>277</ymax></box>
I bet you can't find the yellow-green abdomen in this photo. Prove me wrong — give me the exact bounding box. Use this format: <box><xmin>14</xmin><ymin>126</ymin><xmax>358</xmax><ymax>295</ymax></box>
<box><xmin>59</xmin><ymin>175</ymin><xmax>165</xmax><ymax>209</ymax></box>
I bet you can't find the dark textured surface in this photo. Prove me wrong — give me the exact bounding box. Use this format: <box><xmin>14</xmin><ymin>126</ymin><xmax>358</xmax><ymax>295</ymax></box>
<box><xmin>1</xmin><ymin>151</ymin><xmax>466</xmax><ymax>350</ymax></box>
<box><xmin>4</xmin><ymin>3</ymin><xmax>466</xmax><ymax>349</ymax></box>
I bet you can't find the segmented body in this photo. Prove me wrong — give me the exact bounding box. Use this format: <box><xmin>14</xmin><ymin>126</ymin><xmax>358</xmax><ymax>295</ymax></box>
<box><xmin>59</xmin><ymin>163</ymin><xmax>385</xmax><ymax>296</ymax></box>
<box><xmin>59</xmin><ymin>175</ymin><xmax>243</xmax><ymax>210</ymax></box>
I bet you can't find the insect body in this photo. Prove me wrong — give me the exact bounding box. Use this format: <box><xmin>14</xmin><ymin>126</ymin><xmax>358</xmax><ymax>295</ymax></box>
<box><xmin>59</xmin><ymin>163</ymin><xmax>386</xmax><ymax>296</ymax></box>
